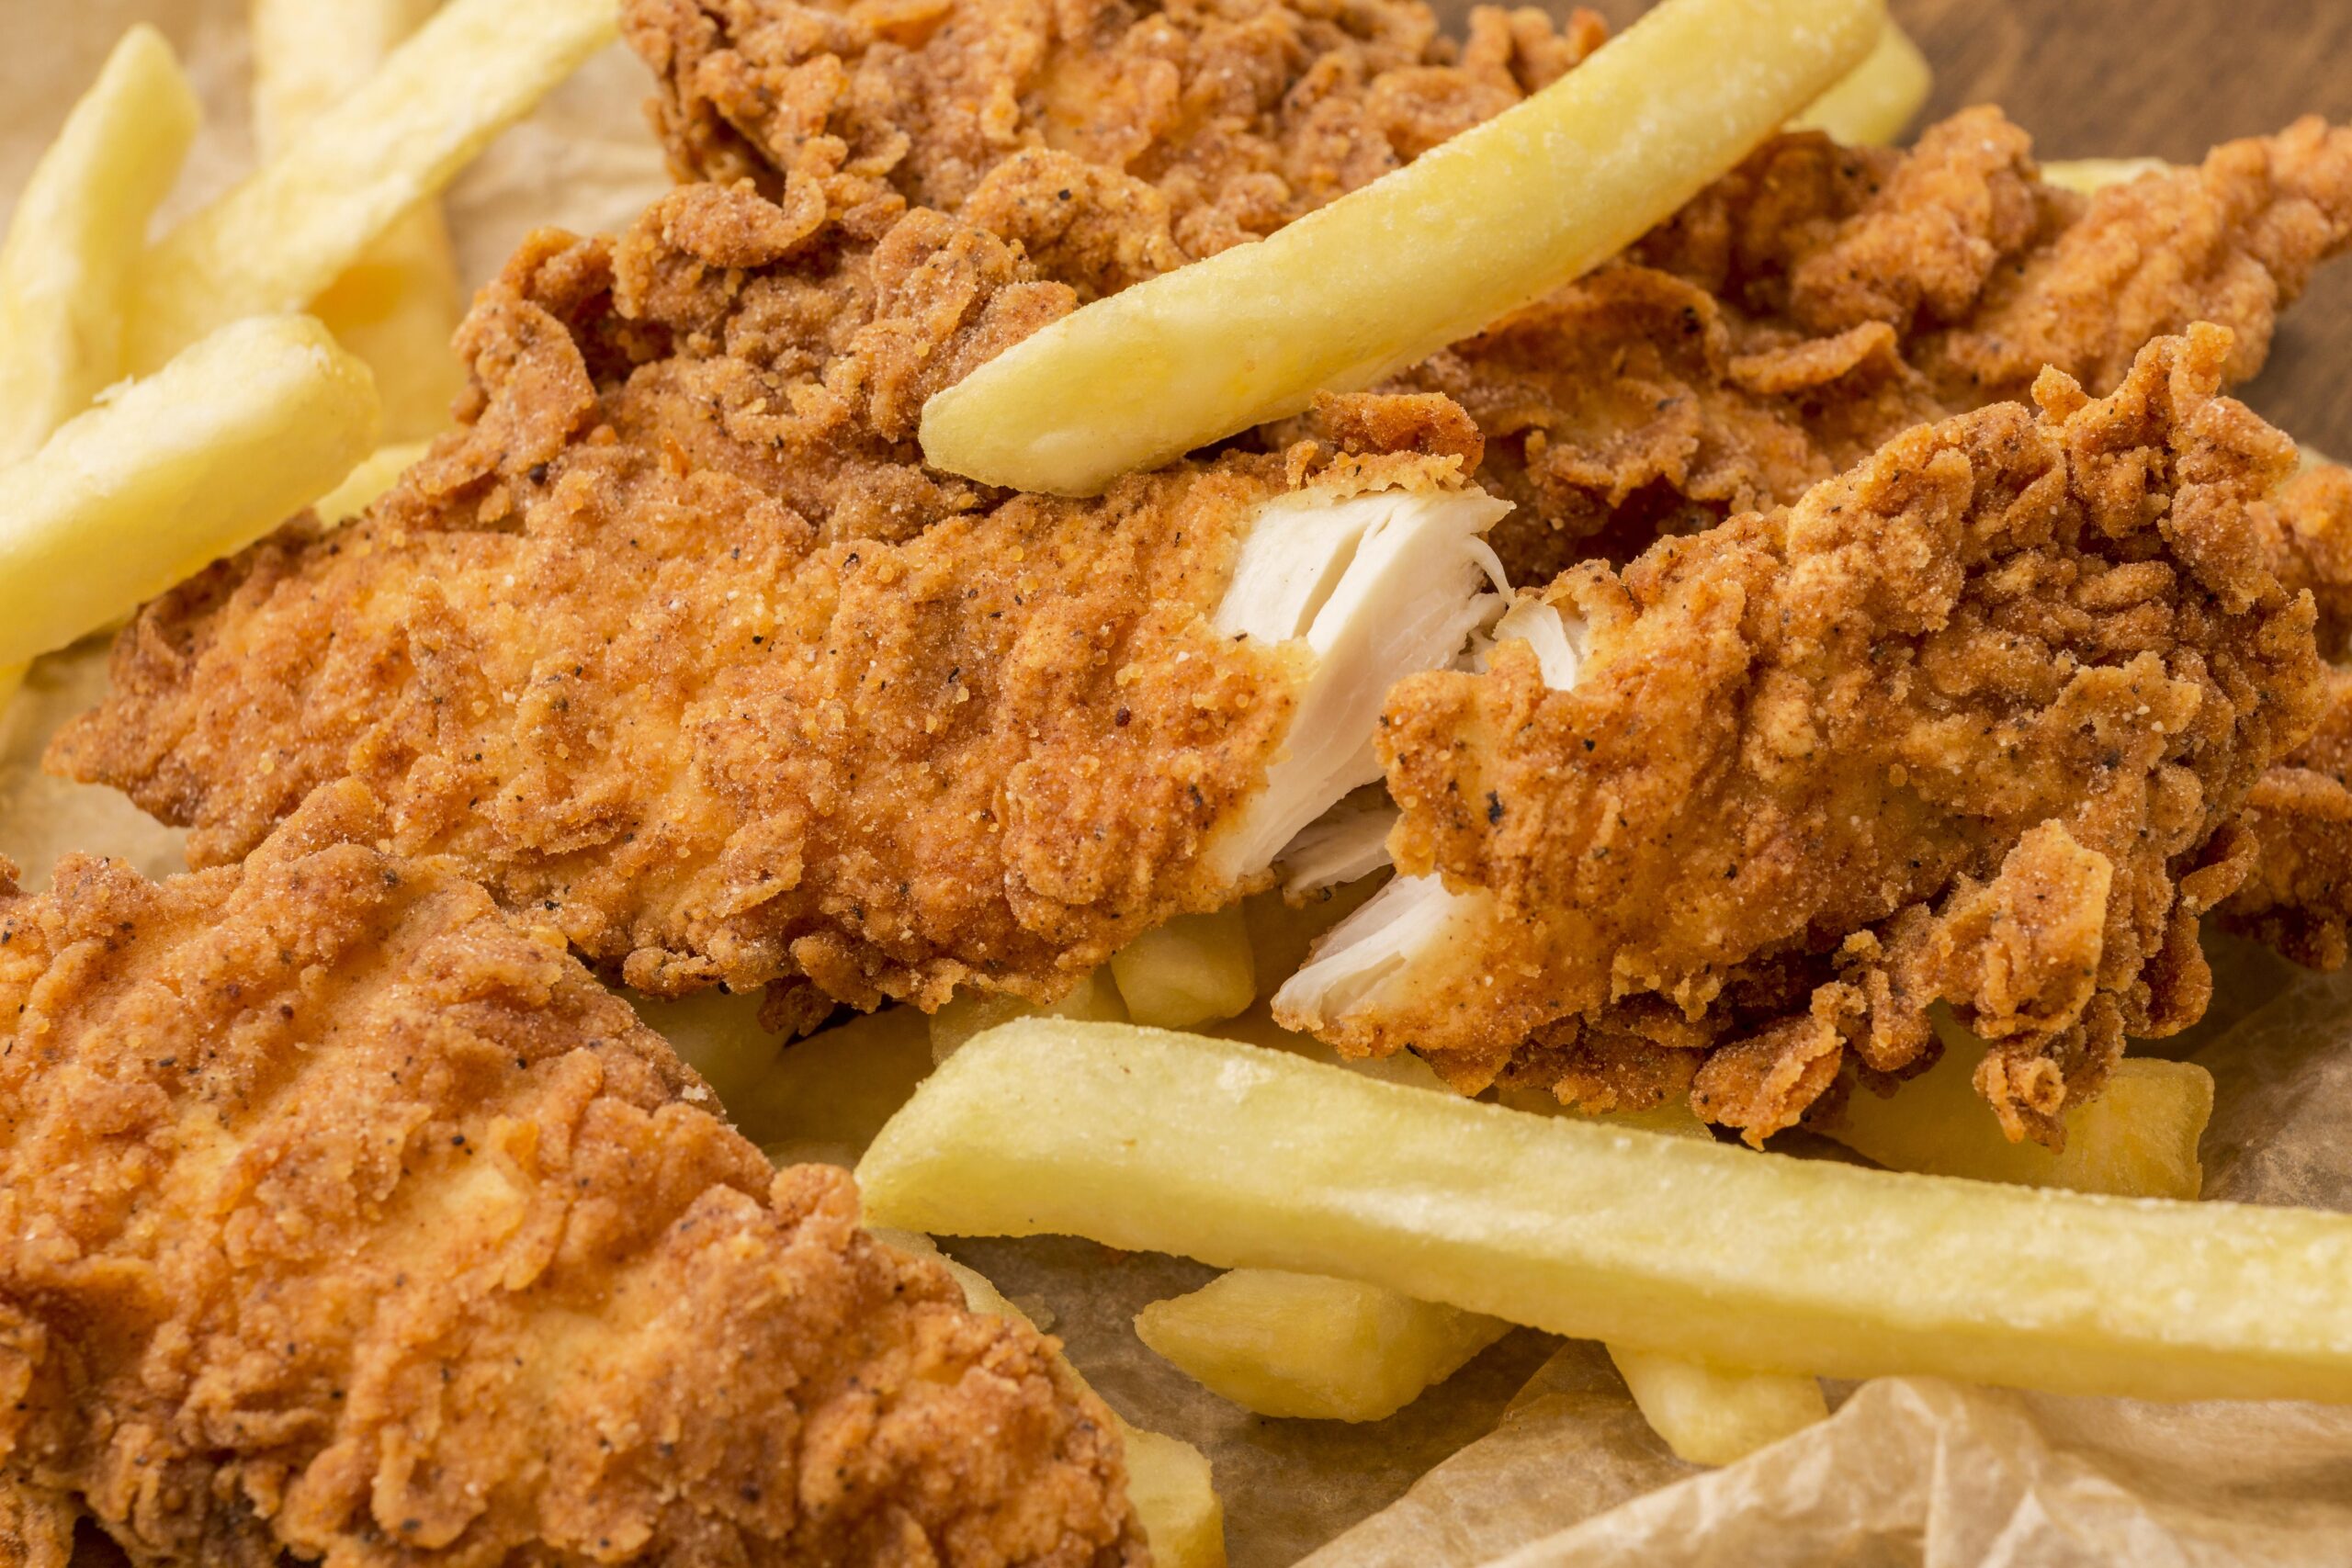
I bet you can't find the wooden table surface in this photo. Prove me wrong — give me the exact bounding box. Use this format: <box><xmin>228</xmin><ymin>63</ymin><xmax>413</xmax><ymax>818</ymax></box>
<box><xmin>1563</xmin><ymin>0</ymin><xmax>2352</xmax><ymax>456</ymax></box>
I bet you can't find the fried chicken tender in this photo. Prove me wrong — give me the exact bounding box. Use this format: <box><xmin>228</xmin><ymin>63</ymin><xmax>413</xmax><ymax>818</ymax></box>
<box><xmin>1274</xmin><ymin>328</ymin><xmax>2325</xmax><ymax>1146</ymax></box>
<box><xmin>0</xmin><ymin>781</ymin><xmax>1140</xmax><ymax>1566</ymax></box>
<box><xmin>49</xmin><ymin>179</ymin><xmax>1504</xmax><ymax>1017</ymax></box>
<box><xmin>628</xmin><ymin>0</ymin><xmax>2352</xmax><ymax>586</ymax></box>
<box><xmin>624</xmin><ymin>0</ymin><xmax>1605</xmax><ymax>275</ymax></box>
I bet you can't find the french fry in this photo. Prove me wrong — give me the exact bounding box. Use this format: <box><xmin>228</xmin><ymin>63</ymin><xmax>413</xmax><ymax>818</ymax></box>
<box><xmin>860</xmin><ymin>1021</ymin><xmax>2352</xmax><ymax>1404</ymax></box>
<box><xmin>1826</xmin><ymin>1014</ymin><xmax>2214</xmax><ymax>1199</ymax></box>
<box><xmin>1604</xmin><ymin>1347</ymin><xmax>1829</xmax><ymax>1467</ymax></box>
<box><xmin>2041</xmin><ymin>156</ymin><xmax>2175</xmax><ymax>196</ymax></box>
<box><xmin>0</xmin><ymin>26</ymin><xmax>200</xmax><ymax>460</ymax></box>
<box><xmin>931</xmin><ymin>967</ymin><xmax>1127</xmax><ymax>1061</ymax></box>
<box><xmin>0</xmin><ymin>314</ymin><xmax>378</xmax><ymax>670</ymax></box>
<box><xmin>1497</xmin><ymin>1092</ymin><xmax>1830</xmax><ymax>1463</ymax></box>
<box><xmin>918</xmin><ymin>0</ymin><xmax>1883</xmax><ymax>494</ymax></box>
<box><xmin>734</xmin><ymin>1007</ymin><xmax>937</xmax><ymax>1168</ymax></box>
<box><xmin>130</xmin><ymin>0</ymin><xmax>617</xmax><ymax>373</ymax></box>
<box><xmin>876</xmin><ymin>1229</ymin><xmax>1227</xmax><ymax>1568</ymax></box>
<box><xmin>1136</xmin><ymin>1268</ymin><xmax>1509</xmax><ymax>1422</ymax></box>
<box><xmin>252</xmin><ymin>0</ymin><xmax>466</xmax><ymax>441</ymax></box>
<box><xmin>626</xmin><ymin>987</ymin><xmax>783</xmax><ymax>1111</ymax></box>
<box><xmin>1111</xmin><ymin>907</ymin><xmax>1257</xmax><ymax>1030</ymax></box>
<box><xmin>314</xmin><ymin>438</ymin><xmax>431</xmax><ymax>525</ymax></box>
<box><xmin>1788</xmin><ymin>17</ymin><xmax>1931</xmax><ymax>145</ymax></box>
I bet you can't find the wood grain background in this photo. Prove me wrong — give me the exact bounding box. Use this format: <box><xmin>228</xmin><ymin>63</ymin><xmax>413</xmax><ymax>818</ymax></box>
<box><xmin>1560</xmin><ymin>0</ymin><xmax>2352</xmax><ymax>455</ymax></box>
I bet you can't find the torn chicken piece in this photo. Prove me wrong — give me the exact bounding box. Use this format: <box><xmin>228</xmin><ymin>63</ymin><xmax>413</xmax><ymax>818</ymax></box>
<box><xmin>628</xmin><ymin>0</ymin><xmax>2352</xmax><ymax>587</ymax></box>
<box><xmin>50</xmin><ymin>180</ymin><xmax>1507</xmax><ymax>1020</ymax></box>
<box><xmin>1278</xmin><ymin>327</ymin><xmax>2324</xmax><ymax>1146</ymax></box>
<box><xmin>0</xmin><ymin>780</ymin><xmax>1141</xmax><ymax>1565</ymax></box>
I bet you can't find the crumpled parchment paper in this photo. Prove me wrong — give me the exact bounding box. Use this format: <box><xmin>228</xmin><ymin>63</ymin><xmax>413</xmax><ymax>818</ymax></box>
<box><xmin>0</xmin><ymin>5</ymin><xmax>2338</xmax><ymax>1563</ymax></box>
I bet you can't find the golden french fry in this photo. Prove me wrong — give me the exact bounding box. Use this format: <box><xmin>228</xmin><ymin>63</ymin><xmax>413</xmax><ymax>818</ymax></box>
<box><xmin>1116</xmin><ymin>1427</ymin><xmax>1227</xmax><ymax>1568</ymax></box>
<box><xmin>919</xmin><ymin>0</ymin><xmax>1883</xmax><ymax>495</ymax></box>
<box><xmin>313</xmin><ymin>438</ymin><xmax>431</xmax><ymax>525</ymax></box>
<box><xmin>2041</xmin><ymin>156</ymin><xmax>2175</xmax><ymax>195</ymax></box>
<box><xmin>1498</xmin><ymin>1091</ymin><xmax>1830</xmax><ymax>1462</ymax></box>
<box><xmin>130</xmin><ymin>0</ymin><xmax>616</xmax><ymax>373</ymax></box>
<box><xmin>875</xmin><ymin>1229</ymin><xmax>1227</xmax><ymax>1568</ymax></box>
<box><xmin>738</xmin><ymin>1007</ymin><xmax>936</xmax><ymax>1168</ymax></box>
<box><xmin>0</xmin><ymin>26</ymin><xmax>200</xmax><ymax>461</ymax></box>
<box><xmin>1605</xmin><ymin>1347</ymin><xmax>1829</xmax><ymax>1467</ymax></box>
<box><xmin>252</xmin><ymin>0</ymin><xmax>466</xmax><ymax>441</ymax></box>
<box><xmin>861</xmin><ymin>1021</ymin><xmax>2352</xmax><ymax>1404</ymax></box>
<box><xmin>0</xmin><ymin>315</ymin><xmax>379</xmax><ymax>669</ymax></box>
<box><xmin>1788</xmin><ymin>17</ymin><xmax>1930</xmax><ymax>145</ymax></box>
<box><xmin>931</xmin><ymin>967</ymin><xmax>1126</xmax><ymax>1062</ymax></box>
<box><xmin>1826</xmin><ymin>1014</ymin><xmax>2213</xmax><ymax>1199</ymax></box>
<box><xmin>626</xmin><ymin>987</ymin><xmax>783</xmax><ymax>1111</ymax></box>
<box><xmin>1136</xmin><ymin>1268</ymin><xmax>1508</xmax><ymax>1422</ymax></box>
<box><xmin>1112</xmin><ymin>907</ymin><xmax>1258</xmax><ymax>1030</ymax></box>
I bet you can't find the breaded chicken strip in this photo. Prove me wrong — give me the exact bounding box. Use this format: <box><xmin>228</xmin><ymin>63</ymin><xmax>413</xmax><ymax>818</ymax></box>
<box><xmin>49</xmin><ymin>181</ymin><xmax>1507</xmax><ymax>1020</ymax></box>
<box><xmin>1274</xmin><ymin>328</ymin><xmax>2324</xmax><ymax>1146</ymax></box>
<box><xmin>627</xmin><ymin>0</ymin><xmax>2352</xmax><ymax>581</ymax></box>
<box><xmin>0</xmin><ymin>781</ymin><xmax>1140</xmax><ymax>1566</ymax></box>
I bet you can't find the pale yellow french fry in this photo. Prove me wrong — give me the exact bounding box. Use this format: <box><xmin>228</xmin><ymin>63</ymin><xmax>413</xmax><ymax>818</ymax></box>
<box><xmin>1499</xmin><ymin>1091</ymin><xmax>1830</xmax><ymax>1463</ymax></box>
<box><xmin>1826</xmin><ymin>1014</ymin><xmax>2213</xmax><ymax>1199</ymax></box>
<box><xmin>2041</xmin><ymin>157</ymin><xmax>2175</xmax><ymax>196</ymax></box>
<box><xmin>931</xmin><ymin>967</ymin><xmax>1126</xmax><ymax>1062</ymax></box>
<box><xmin>1605</xmin><ymin>1347</ymin><xmax>1829</xmax><ymax>1467</ymax></box>
<box><xmin>1787</xmin><ymin>17</ymin><xmax>1930</xmax><ymax>145</ymax></box>
<box><xmin>860</xmin><ymin>1021</ymin><xmax>2352</xmax><ymax>1404</ymax></box>
<box><xmin>626</xmin><ymin>987</ymin><xmax>782</xmax><ymax>1111</ymax></box>
<box><xmin>738</xmin><ymin>1007</ymin><xmax>936</xmax><ymax>1168</ymax></box>
<box><xmin>919</xmin><ymin>0</ymin><xmax>1882</xmax><ymax>495</ymax></box>
<box><xmin>876</xmin><ymin>1229</ymin><xmax>1227</xmax><ymax>1568</ymax></box>
<box><xmin>1136</xmin><ymin>1268</ymin><xmax>1508</xmax><ymax>1422</ymax></box>
<box><xmin>130</xmin><ymin>0</ymin><xmax>616</xmax><ymax>372</ymax></box>
<box><xmin>0</xmin><ymin>315</ymin><xmax>378</xmax><ymax>669</ymax></box>
<box><xmin>1111</xmin><ymin>907</ymin><xmax>1257</xmax><ymax>1030</ymax></box>
<box><xmin>0</xmin><ymin>27</ymin><xmax>200</xmax><ymax>461</ymax></box>
<box><xmin>314</xmin><ymin>439</ymin><xmax>431</xmax><ymax>525</ymax></box>
<box><xmin>252</xmin><ymin>0</ymin><xmax>466</xmax><ymax>441</ymax></box>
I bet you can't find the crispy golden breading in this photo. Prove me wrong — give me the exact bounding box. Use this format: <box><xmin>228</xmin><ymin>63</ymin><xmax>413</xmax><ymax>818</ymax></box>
<box><xmin>2213</xmin><ymin>465</ymin><xmax>2352</xmax><ymax>967</ymax></box>
<box><xmin>627</xmin><ymin>0</ymin><xmax>2352</xmax><ymax>584</ymax></box>
<box><xmin>0</xmin><ymin>782</ymin><xmax>1140</xmax><ymax>1566</ymax></box>
<box><xmin>49</xmin><ymin>180</ymin><xmax>1486</xmax><ymax>1013</ymax></box>
<box><xmin>1293</xmin><ymin>329</ymin><xmax>2323</xmax><ymax>1145</ymax></box>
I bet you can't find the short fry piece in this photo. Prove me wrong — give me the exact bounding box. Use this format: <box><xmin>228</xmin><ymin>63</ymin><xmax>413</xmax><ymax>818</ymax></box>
<box><xmin>1117</xmin><ymin>1427</ymin><xmax>1227</xmax><ymax>1568</ymax></box>
<box><xmin>1112</xmin><ymin>907</ymin><xmax>1258</xmax><ymax>1030</ymax></box>
<box><xmin>739</xmin><ymin>1007</ymin><xmax>937</xmax><ymax>1168</ymax></box>
<box><xmin>919</xmin><ymin>0</ymin><xmax>1883</xmax><ymax>494</ymax></box>
<box><xmin>1605</xmin><ymin>1348</ymin><xmax>1828</xmax><ymax>1467</ymax></box>
<box><xmin>1136</xmin><ymin>1269</ymin><xmax>1507</xmax><ymax>1422</ymax></box>
<box><xmin>314</xmin><ymin>438</ymin><xmax>430</xmax><ymax>525</ymax></box>
<box><xmin>1788</xmin><ymin>17</ymin><xmax>1930</xmax><ymax>145</ymax></box>
<box><xmin>130</xmin><ymin>0</ymin><xmax>617</xmax><ymax>371</ymax></box>
<box><xmin>878</xmin><ymin>1230</ymin><xmax>1227</xmax><ymax>1568</ymax></box>
<box><xmin>2041</xmin><ymin>157</ymin><xmax>2176</xmax><ymax>196</ymax></box>
<box><xmin>932</xmin><ymin>967</ymin><xmax>1126</xmax><ymax>1062</ymax></box>
<box><xmin>252</xmin><ymin>0</ymin><xmax>465</xmax><ymax>440</ymax></box>
<box><xmin>0</xmin><ymin>314</ymin><xmax>379</xmax><ymax>669</ymax></box>
<box><xmin>626</xmin><ymin>987</ymin><xmax>782</xmax><ymax>1110</ymax></box>
<box><xmin>1826</xmin><ymin>1015</ymin><xmax>2214</xmax><ymax>1199</ymax></box>
<box><xmin>0</xmin><ymin>26</ymin><xmax>200</xmax><ymax>460</ymax></box>
<box><xmin>860</xmin><ymin>1021</ymin><xmax>2352</xmax><ymax>1404</ymax></box>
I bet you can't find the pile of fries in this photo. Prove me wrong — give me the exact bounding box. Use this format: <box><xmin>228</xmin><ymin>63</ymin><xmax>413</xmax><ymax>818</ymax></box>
<box><xmin>3</xmin><ymin>0</ymin><xmax>2347</xmax><ymax>1562</ymax></box>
